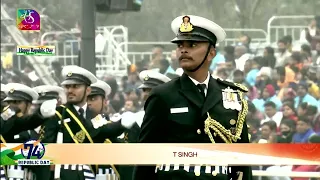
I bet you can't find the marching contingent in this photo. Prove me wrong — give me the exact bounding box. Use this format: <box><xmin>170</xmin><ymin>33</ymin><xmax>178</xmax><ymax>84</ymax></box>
<box><xmin>0</xmin><ymin>62</ymin><xmax>174</xmax><ymax>180</ymax></box>
<box><xmin>10</xmin><ymin>12</ymin><xmax>320</xmax><ymax>180</ymax></box>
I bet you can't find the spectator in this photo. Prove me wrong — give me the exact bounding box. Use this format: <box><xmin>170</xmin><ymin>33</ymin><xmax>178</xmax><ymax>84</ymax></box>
<box><xmin>297</xmin><ymin>102</ymin><xmax>309</xmax><ymax>116</ymax></box>
<box><xmin>245</xmin><ymin>57</ymin><xmax>261</xmax><ymax>87</ymax></box>
<box><xmin>262</xmin><ymin>101</ymin><xmax>283</xmax><ymax>128</ymax></box>
<box><xmin>252</xmin><ymin>84</ymin><xmax>282</xmax><ymax>112</ymax></box>
<box><xmin>300</xmin><ymin>44</ymin><xmax>313</xmax><ymax>63</ymax></box>
<box><xmin>303</xmin><ymin>16</ymin><xmax>320</xmax><ymax>50</ymax></box>
<box><xmin>294</xmin><ymin>81</ymin><xmax>318</xmax><ymax>108</ymax></box>
<box><xmin>282</xmin><ymin>103</ymin><xmax>298</xmax><ymax>122</ymax></box>
<box><xmin>277</xmin><ymin>119</ymin><xmax>296</xmax><ymax>143</ymax></box>
<box><xmin>239</xmin><ymin>34</ymin><xmax>252</xmax><ymax>53</ymax></box>
<box><xmin>257</xmin><ymin>121</ymin><xmax>278</xmax><ymax>143</ymax></box>
<box><xmin>275</xmin><ymin>39</ymin><xmax>292</xmax><ymax>67</ymax></box>
<box><xmin>288</xmin><ymin>52</ymin><xmax>303</xmax><ymax>70</ymax></box>
<box><xmin>293</xmin><ymin>116</ymin><xmax>316</xmax><ymax>143</ymax></box>
<box><xmin>159</xmin><ymin>59</ymin><xmax>175</xmax><ymax>75</ymax></box>
<box><xmin>170</xmin><ymin>50</ymin><xmax>179</xmax><ymax>70</ymax></box>
<box><xmin>234</xmin><ymin>45</ymin><xmax>251</xmax><ymax>71</ymax></box>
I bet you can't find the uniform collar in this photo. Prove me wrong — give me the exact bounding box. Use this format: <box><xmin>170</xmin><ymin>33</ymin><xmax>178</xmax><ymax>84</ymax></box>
<box><xmin>188</xmin><ymin>72</ymin><xmax>210</xmax><ymax>89</ymax></box>
<box><xmin>73</xmin><ymin>103</ymin><xmax>87</xmax><ymax>113</ymax></box>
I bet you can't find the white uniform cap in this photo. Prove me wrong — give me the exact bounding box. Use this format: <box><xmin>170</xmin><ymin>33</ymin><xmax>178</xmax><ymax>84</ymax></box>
<box><xmin>89</xmin><ymin>80</ymin><xmax>112</xmax><ymax>98</ymax></box>
<box><xmin>171</xmin><ymin>15</ymin><xmax>226</xmax><ymax>44</ymax></box>
<box><xmin>138</xmin><ymin>70</ymin><xmax>171</xmax><ymax>89</ymax></box>
<box><xmin>3</xmin><ymin>83</ymin><xmax>38</xmax><ymax>102</ymax></box>
<box><xmin>32</xmin><ymin>85</ymin><xmax>64</xmax><ymax>104</ymax></box>
<box><xmin>61</xmin><ymin>65</ymin><xmax>98</xmax><ymax>86</ymax></box>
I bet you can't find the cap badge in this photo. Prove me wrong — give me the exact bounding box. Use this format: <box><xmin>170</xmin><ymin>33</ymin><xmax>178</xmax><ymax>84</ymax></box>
<box><xmin>9</xmin><ymin>88</ymin><xmax>14</xmax><ymax>93</ymax></box>
<box><xmin>67</xmin><ymin>72</ymin><xmax>72</xmax><ymax>77</ymax></box>
<box><xmin>40</xmin><ymin>92</ymin><xmax>46</xmax><ymax>96</ymax></box>
<box><xmin>179</xmin><ymin>15</ymin><xmax>193</xmax><ymax>33</ymax></box>
<box><xmin>144</xmin><ymin>75</ymin><xmax>149</xmax><ymax>81</ymax></box>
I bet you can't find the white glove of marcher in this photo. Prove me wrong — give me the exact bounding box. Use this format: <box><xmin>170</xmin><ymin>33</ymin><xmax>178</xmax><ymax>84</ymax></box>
<box><xmin>1</xmin><ymin>107</ymin><xmax>16</xmax><ymax>120</ymax></box>
<box><xmin>40</xmin><ymin>99</ymin><xmax>57</xmax><ymax>118</ymax></box>
<box><xmin>120</xmin><ymin>111</ymin><xmax>136</xmax><ymax>129</ymax></box>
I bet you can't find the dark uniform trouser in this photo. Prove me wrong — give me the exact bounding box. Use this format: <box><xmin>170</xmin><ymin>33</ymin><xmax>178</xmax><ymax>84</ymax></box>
<box><xmin>60</xmin><ymin>164</ymin><xmax>95</xmax><ymax>180</ymax></box>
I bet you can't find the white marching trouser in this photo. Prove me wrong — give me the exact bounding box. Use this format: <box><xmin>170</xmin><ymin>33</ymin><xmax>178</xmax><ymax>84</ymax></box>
<box><xmin>96</xmin><ymin>168</ymin><xmax>119</xmax><ymax>180</ymax></box>
<box><xmin>0</xmin><ymin>166</ymin><xmax>6</xmax><ymax>180</ymax></box>
<box><xmin>155</xmin><ymin>164</ymin><xmax>231</xmax><ymax>176</ymax></box>
<box><xmin>7</xmin><ymin>165</ymin><xmax>35</xmax><ymax>180</ymax></box>
<box><xmin>55</xmin><ymin>133</ymin><xmax>95</xmax><ymax>180</ymax></box>
<box><xmin>61</xmin><ymin>164</ymin><xmax>96</xmax><ymax>180</ymax></box>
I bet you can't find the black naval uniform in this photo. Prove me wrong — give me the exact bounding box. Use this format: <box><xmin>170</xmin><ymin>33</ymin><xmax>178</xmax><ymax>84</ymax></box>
<box><xmin>38</xmin><ymin>103</ymin><xmax>126</xmax><ymax>180</ymax></box>
<box><xmin>133</xmin><ymin>15</ymin><xmax>252</xmax><ymax>180</ymax></box>
<box><xmin>1</xmin><ymin>107</ymin><xmax>43</xmax><ymax>180</ymax></box>
<box><xmin>133</xmin><ymin>74</ymin><xmax>252</xmax><ymax>180</ymax></box>
<box><xmin>0</xmin><ymin>106</ymin><xmax>45</xmax><ymax>136</ymax></box>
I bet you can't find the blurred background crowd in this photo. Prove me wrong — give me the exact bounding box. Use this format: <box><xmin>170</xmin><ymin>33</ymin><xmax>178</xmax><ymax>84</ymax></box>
<box><xmin>1</xmin><ymin>0</ymin><xmax>320</xmax><ymax>179</ymax></box>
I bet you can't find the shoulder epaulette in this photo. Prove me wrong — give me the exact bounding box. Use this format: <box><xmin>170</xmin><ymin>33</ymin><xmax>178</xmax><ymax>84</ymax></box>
<box><xmin>216</xmin><ymin>78</ymin><xmax>248</xmax><ymax>92</ymax></box>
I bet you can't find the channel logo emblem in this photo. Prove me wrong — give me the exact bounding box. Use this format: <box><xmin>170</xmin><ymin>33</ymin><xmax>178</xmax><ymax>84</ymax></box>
<box><xmin>18</xmin><ymin>139</ymin><xmax>50</xmax><ymax>165</ymax></box>
<box><xmin>17</xmin><ymin>9</ymin><xmax>40</xmax><ymax>31</ymax></box>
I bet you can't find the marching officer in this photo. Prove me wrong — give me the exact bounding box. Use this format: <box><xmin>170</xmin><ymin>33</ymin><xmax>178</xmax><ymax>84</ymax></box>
<box><xmin>1</xmin><ymin>84</ymin><xmax>8</xmax><ymax>110</ymax></box>
<box><xmin>133</xmin><ymin>15</ymin><xmax>252</xmax><ymax>180</ymax></box>
<box><xmin>1</xmin><ymin>83</ymin><xmax>56</xmax><ymax>180</ymax></box>
<box><xmin>1</xmin><ymin>83</ymin><xmax>56</xmax><ymax>138</ymax></box>
<box><xmin>129</xmin><ymin>69</ymin><xmax>171</xmax><ymax>142</ymax></box>
<box><xmin>31</xmin><ymin>85</ymin><xmax>65</xmax><ymax>180</ymax></box>
<box><xmin>87</xmin><ymin>79</ymin><xmax>138</xmax><ymax>180</ymax></box>
<box><xmin>87</xmin><ymin>80</ymin><xmax>112</xmax><ymax>117</ymax></box>
<box><xmin>39</xmin><ymin>65</ymin><xmax>135</xmax><ymax>180</ymax></box>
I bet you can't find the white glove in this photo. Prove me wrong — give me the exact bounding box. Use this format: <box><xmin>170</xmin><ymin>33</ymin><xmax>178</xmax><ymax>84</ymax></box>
<box><xmin>1</xmin><ymin>107</ymin><xmax>16</xmax><ymax>120</ymax></box>
<box><xmin>120</xmin><ymin>111</ymin><xmax>136</xmax><ymax>129</ymax></box>
<box><xmin>91</xmin><ymin>114</ymin><xmax>108</xmax><ymax>129</ymax></box>
<box><xmin>40</xmin><ymin>99</ymin><xmax>57</xmax><ymax>118</ymax></box>
<box><xmin>110</xmin><ymin>113</ymin><xmax>121</xmax><ymax>122</ymax></box>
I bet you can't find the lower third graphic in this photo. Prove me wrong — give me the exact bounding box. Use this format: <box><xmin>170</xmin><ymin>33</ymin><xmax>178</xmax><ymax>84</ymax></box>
<box><xmin>18</xmin><ymin>139</ymin><xmax>50</xmax><ymax>165</ymax></box>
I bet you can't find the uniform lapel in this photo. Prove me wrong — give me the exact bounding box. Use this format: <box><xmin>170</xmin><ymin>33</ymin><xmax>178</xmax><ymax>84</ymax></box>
<box><xmin>201</xmin><ymin>77</ymin><xmax>222</xmax><ymax>116</ymax></box>
<box><xmin>178</xmin><ymin>73</ymin><xmax>204</xmax><ymax>109</ymax></box>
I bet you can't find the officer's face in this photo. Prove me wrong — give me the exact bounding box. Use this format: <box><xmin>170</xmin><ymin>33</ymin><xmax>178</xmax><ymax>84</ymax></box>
<box><xmin>7</xmin><ymin>100</ymin><xmax>30</xmax><ymax>114</ymax></box>
<box><xmin>87</xmin><ymin>95</ymin><xmax>105</xmax><ymax>115</ymax></box>
<box><xmin>142</xmin><ymin>88</ymin><xmax>152</xmax><ymax>101</ymax></box>
<box><xmin>176</xmin><ymin>41</ymin><xmax>215</xmax><ymax>71</ymax></box>
<box><xmin>64</xmin><ymin>84</ymin><xmax>91</xmax><ymax>104</ymax></box>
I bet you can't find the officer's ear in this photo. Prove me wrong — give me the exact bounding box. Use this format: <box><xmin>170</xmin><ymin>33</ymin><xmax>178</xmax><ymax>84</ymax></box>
<box><xmin>85</xmin><ymin>86</ymin><xmax>92</xmax><ymax>97</ymax></box>
<box><xmin>207</xmin><ymin>45</ymin><xmax>216</xmax><ymax>62</ymax></box>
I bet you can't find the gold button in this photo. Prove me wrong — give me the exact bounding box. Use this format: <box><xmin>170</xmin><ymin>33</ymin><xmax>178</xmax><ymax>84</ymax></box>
<box><xmin>195</xmin><ymin>171</ymin><xmax>200</xmax><ymax>176</ymax></box>
<box><xmin>230</xmin><ymin>119</ymin><xmax>236</xmax><ymax>125</ymax></box>
<box><xmin>197</xmin><ymin>129</ymin><xmax>201</xmax><ymax>134</ymax></box>
<box><xmin>214</xmin><ymin>132</ymin><xmax>217</xmax><ymax>136</ymax></box>
<box><xmin>212</xmin><ymin>171</ymin><xmax>218</xmax><ymax>176</ymax></box>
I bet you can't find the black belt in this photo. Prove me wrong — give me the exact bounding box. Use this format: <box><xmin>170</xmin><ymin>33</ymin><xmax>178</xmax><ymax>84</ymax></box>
<box><xmin>156</xmin><ymin>164</ymin><xmax>231</xmax><ymax>176</ymax></box>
